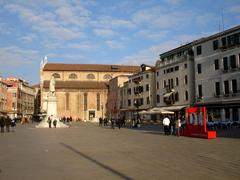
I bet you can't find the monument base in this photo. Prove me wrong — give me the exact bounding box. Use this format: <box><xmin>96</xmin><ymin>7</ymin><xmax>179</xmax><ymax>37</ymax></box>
<box><xmin>36</xmin><ymin>116</ymin><xmax>68</xmax><ymax>128</ymax></box>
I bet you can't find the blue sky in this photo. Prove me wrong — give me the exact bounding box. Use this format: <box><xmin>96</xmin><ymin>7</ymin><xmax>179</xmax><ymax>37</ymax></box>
<box><xmin>0</xmin><ymin>0</ymin><xmax>239</xmax><ymax>84</ymax></box>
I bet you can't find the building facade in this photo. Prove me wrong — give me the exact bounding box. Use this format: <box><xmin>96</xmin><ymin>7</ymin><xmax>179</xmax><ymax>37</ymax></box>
<box><xmin>40</xmin><ymin>62</ymin><xmax>139</xmax><ymax>121</ymax></box>
<box><xmin>193</xmin><ymin>25</ymin><xmax>240</xmax><ymax>121</ymax></box>
<box><xmin>4</xmin><ymin>77</ymin><xmax>35</xmax><ymax>119</ymax></box>
<box><xmin>0</xmin><ymin>77</ymin><xmax>8</xmax><ymax>116</ymax></box>
<box><xmin>120</xmin><ymin>64</ymin><xmax>156</xmax><ymax>120</ymax></box>
<box><xmin>107</xmin><ymin>75</ymin><xmax>130</xmax><ymax>119</ymax></box>
<box><xmin>156</xmin><ymin>43</ymin><xmax>195</xmax><ymax>113</ymax></box>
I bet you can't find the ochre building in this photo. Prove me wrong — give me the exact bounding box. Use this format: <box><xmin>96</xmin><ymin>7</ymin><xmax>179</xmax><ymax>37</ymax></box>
<box><xmin>40</xmin><ymin>63</ymin><xmax>139</xmax><ymax>121</ymax></box>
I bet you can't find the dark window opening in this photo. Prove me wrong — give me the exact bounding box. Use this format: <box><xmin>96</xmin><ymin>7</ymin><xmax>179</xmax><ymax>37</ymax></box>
<box><xmin>185</xmin><ymin>91</ymin><xmax>188</xmax><ymax>101</ymax></box>
<box><xmin>213</xmin><ymin>40</ymin><xmax>218</xmax><ymax>50</ymax></box>
<box><xmin>224</xmin><ymin>80</ymin><xmax>229</xmax><ymax>94</ymax></box>
<box><xmin>196</xmin><ymin>46</ymin><xmax>202</xmax><ymax>55</ymax></box>
<box><xmin>157</xmin><ymin>94</ymin><xmax>160</xmax><ymax>103</ymax></box>
<box><xmin>185</xmin><ymin>75</ymin><xmax>188</xmax><ymax>84</ymax></box>
<box><xmin>215</xmin><ymin>82</ymin><xmax>220</xmax><ymax>96</ymax></box>
<box><xmin>214</xmin><ymin>59</ymin><xmax>219</xmax><ymax>70</ymax></box>
<box><xmin>197</xmin><ymin>64</ymin><xmax>202</xmax><ymax>74</ymax></box>
<box><xmin>222</xmin><ymin>37</ymin><xmax>226</xmax><ymax>47</ymax></box>
<box><xmin>232</xmin><ymin>79</ymin><xmax>237</xmax><ymax>94</ymax></box>
<box><xmin>198</xmin><ymin>84</ymin><xmax>202</xmax><ymax>98</ymax></box>
<box><xmin>147</xmin><ymin>97</ymin><xmax>150</xmax><ymax>104</ymax></box>
<box><xmin>230</xmin><ymin>55</ymin><xmax>236</xmax><ymax>69</ymax></box>
<box><xmin>223</xmin><ymin>57</ymin><xmax>228</xmax><ymax>71</ymax></box>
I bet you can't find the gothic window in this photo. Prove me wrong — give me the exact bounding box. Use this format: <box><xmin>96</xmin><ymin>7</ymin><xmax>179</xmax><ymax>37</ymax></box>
<box><xmin>104</xmin><ymin>74</ymin><xmax>112</xmax><ymax>80</ymax></box>
<box><xmin>66</xmin><ymin>92</ymin><xmax>70</xmax><ymax>110</ymax></box>
<box><xmin>87</xmin><ymin>73</ymin><xmax>95</xmax><ymax>79</ymax></box>
<box><xmin>97</xmin><ymin>93</ymin><xmax>100</xmax><ymax>111</ymax></box>
<box><xmin>84</xmin><ymin>93</ymin><xmax>88</xmax><ymax>110</ymax></box>
<box><xmin>69</xmin><ymin>73</ymin><xmax>78</xmax><ymax>79</ymax></box>
<box><xmin>52</xmin><ymin>73</ymin><xmax>60</xmax><ymax>79</ymax></box>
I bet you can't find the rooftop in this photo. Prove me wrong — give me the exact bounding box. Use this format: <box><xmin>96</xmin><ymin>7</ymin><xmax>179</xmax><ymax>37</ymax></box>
<box><xmin>43</xmin><ymin>63</ymin><xmax>140</xmax><ymax>73</ymax></box>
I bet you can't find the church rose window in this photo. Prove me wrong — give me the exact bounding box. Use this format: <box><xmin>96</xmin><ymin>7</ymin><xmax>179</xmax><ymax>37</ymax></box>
<box><xmin>87</xmin><ymin>73</ymin><xmax>95</xmax><ymax>79</ymax></box>
<box><xmin>104</xmin><ymin>74</ymin><xmax>112</xmax><ymax>80</ymax></box>
<box><xmin>52</xmin><ymin>73</ymin><xmax>60</xmax><ymax>79</ymax></box>
<box><xmin>69</xmin><ymin>73</ymin><xmax>77</xmax><ymax>79</ymax></box>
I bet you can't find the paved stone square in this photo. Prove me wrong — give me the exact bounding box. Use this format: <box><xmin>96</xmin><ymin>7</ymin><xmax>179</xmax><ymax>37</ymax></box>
<box><xmin>0</xmin><ymin>122</ymin><xmax>240</xmax><ymax>180</ymax></box>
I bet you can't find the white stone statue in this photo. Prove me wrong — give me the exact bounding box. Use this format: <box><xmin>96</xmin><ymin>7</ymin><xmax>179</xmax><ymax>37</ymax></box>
<box><xmin>49</xmin><ymin>76</ymin><xmax>55</xmax><ymax>95</ymax></box>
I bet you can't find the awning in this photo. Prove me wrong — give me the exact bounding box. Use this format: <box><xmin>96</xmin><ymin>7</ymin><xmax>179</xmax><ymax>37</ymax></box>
<box><xmin>139</xmin><ymin>110</ymin><xmax>148</xmax><ymax>114</ymax></box>
<box><xmin>163</xmin><ymin>92</ymin><xmax>173</xmax><ymax>98</ymax></box>
<box><xmin>163</xmin><ymin>105</ymin><xmax>186</xmax><ymax>111</ymax></box>
<box><xmin>148</xmin><ymin>107</ymin><xmax>174</xmax><ymax>114</ymax></box>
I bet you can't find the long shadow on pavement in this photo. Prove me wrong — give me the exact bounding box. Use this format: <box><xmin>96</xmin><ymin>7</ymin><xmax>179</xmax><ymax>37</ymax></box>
<box><xmin>59</xmin><ymin>142</ymin><xmax>133</xmax><ymax>180</ymax></box>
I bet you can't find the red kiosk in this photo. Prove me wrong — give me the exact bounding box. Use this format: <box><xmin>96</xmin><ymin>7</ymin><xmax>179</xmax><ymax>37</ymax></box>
<box><xmin>181</xmin><ymin>107</ymin><xmax>216</xmax><ymax>139</ymax></box>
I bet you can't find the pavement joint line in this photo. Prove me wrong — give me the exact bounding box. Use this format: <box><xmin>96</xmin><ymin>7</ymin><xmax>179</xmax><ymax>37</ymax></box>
<box><xmin>59</xmin><ymin>142</ymin><xmax>133</xmax><ymax>180</ymax></box>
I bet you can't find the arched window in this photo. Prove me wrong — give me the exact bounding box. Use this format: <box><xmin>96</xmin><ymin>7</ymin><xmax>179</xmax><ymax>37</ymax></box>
<box><xmin>52</xmin><ymin>73</ymin><xmax>60</xmax><ymax>79</ymax></box>
<box><xmin>103</xmin><ymin>74</ymin><xmax>112</xmax><ymax>80</ymax></box>
<box><xmin>87</xmin><ymin>73</ymin><xmax>95</xmax><ymax>79</ymax></box>
<box><xmin>69</xmin><ymin>73</ymin><xmax>77</xmax><ymax>79</ymax></box>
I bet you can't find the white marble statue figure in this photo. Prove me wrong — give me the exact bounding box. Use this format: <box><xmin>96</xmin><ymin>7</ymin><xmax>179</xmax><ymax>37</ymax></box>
<box><xmin>49</xmin><ymin>76</ymin><xmax>55</xmax><ymax>95</ymax></box>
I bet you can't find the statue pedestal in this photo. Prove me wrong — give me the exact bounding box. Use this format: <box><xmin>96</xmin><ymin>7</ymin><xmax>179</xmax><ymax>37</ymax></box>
<box><xmin>47</xmin><ymin>95</ymin><xmax>57</xmax><ymax>117</ymax></box>
<box><xmin>36</xmin><ymin>94</ymin><xmax>68</xmax><ymax>128</ymax></box>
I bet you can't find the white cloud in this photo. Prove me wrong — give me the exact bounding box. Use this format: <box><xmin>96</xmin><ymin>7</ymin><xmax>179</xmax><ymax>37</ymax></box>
<box><xmin>132</xmin><ymin>6</ymin><xmax>193</xmax><ymax>29</ymax></box>
<box><xmin>93</xmin><ymin>28</ymin><xmax>118</xmax><ymax>38</ymax></box>
<box><xmin>120</xmin><ymin>40</ymin><xmax>178</xmax><ymax>65</ymax></box>
<box><xmin>136</xmin><ymin>30</ymin><xmax>168</xmax><ymax>40</ymax></box>
<box><xmin>91</xmin><ymin>15</ymin><xmax>135</xmax><ymax>29</ymax></box>
<box><xmin>228</xmin><ymin>5</ymin><xmax>240</xmax><ymax>13</ymax></box>
<box><xmin>195</xmin><ymin>13</ymin><xmax>218</xmax><ymax>27</ymax></box>
<box><xmin>5</xmin><ymin>3</ymin><xmax>85</xmax><ymax>40</ymax></box>
<box><xmin>19</xmin><ymin>34</ymin><xmax>37</xmax><ymax>43</ymax></box>
<box><xmin>0</xmin><ymin>23</ymin><xmax>12</xmax><ymax>35</ymax></box>
<box><xmin>106</xmin><ymin>40</ymin><xmax>124</xmax><ymax>49</ymax></box>
<box><xmin>0</xmin><ymin>46</ymin><xmax>39</xmax><ymax>66</ymax></box>
<box><xmin>67</xmin><ymin>42</ymin><xmax>94</xmax><ymax>51</ymax></box>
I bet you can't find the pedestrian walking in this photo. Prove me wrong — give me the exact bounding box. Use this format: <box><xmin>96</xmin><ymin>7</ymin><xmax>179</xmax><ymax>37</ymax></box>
<box><xmin>99</xmin><ymin>117</ymin><xmax>103</xmax><ymax>126</ymax></box>
<box><xmin>162</xmin><ymin>116</ymin><xmax>170</xmax><ymax>135</ymax></box>
<box><xmin>53</xmin><ymin>119</ymin><xmax>57</xmax><ymax>128</ymax></box>
<box><xmin>175</xmin><ymin>115</ymin><xmax>181</xmax><ymax>137</ymax></box>
<box><xmin>47</xmin><ymin>116</ymin><xmax>52</xmax><ymax>128</ymax></box>
<box><xmin>111</xmin><ymin>118</ymin><xmax>115</xmax><ymax>129</ymax></box>
<box><xmin>11</xmin><ymin>118</ymin><xmax>16</xmax><ymax>132</ymax></box>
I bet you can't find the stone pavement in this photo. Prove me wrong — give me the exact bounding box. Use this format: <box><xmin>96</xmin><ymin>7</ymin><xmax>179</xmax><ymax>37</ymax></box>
<box><xmin>0</xmin><ymin>122</ymin><xmax>240</xmax><ymax>180</ymax></box>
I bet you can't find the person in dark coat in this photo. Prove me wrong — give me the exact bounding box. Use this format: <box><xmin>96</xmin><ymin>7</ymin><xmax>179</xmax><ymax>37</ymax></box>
<box><xmin>0</xmin><ymin>116</ymin><xmax>5</xmax><ymax>133</ymax></box>
<box><xmin>5</xmin><ymin>116</ymin><xmax>11</xmax><ymax>132</ymax></box>
<box><xmin>53</xmin><ymin>119</ymin><xmax>57</xmax><ymax>128</ymax></box>
<box><xmin>47</xmin><ymin>116</ymin><xmax>52</xmax><ymax>128</ymax></box>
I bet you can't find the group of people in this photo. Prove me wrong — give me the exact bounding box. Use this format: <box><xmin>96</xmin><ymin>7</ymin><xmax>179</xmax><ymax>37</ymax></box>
<box><xmin>162</xmin><ymin>115</ymin><xmax>181</xmax><ymax>136</ymax></box>
<box><xmin>47</xmin><ymin>115</ymin><xmax>58</xmax><ymax>128</ymax></box>
<box><xmin>99</xmin><ymin>116</ymin><xmax>126</xmax><ymax>129</ymax></box>
<box><xmin>0</xmin><ymin>116</ymin><xmax>16</xmax><ymax>133</ymax></box>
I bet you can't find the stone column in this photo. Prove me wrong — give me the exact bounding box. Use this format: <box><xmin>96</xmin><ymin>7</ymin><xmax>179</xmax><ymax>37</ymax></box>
<box><xmin>220</xmin><ymin>108</ymin><xmax>225</xmax><ymax>121</ymax></box>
